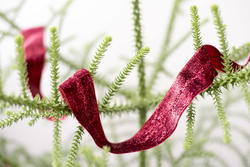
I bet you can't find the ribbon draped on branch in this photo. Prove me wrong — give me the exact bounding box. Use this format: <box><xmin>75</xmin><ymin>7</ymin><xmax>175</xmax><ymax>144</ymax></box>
<box><xmin>22</xmin><ymin>27</ymin><xmax>65</xmax><ymax>121</ymax></box>
<box><xmin>59</xmin><ymin>45</ymin><xmax>249</xmax><ymax>154</ymax></box>
<box><xmin>22</xmin><ymin>27</ymin><xmax>249</xmax><ymax>154</ymax></box>
<box><xmin>21</xmin><ymin>27</ymin><xmax>46</xmax><ymax>97</ymax></box>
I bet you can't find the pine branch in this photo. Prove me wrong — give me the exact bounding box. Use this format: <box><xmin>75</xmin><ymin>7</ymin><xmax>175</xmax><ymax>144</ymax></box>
<box><xmin>162</xmin><ymin>0</ymin><xmax>183</xmax><ymax>52</ymax></box>
<box><xmin>57</xmin><ymin>51</ymin><xmax>136</xmax><ymax>99</ymax></box>
<box><xmin>52</xmin><ymin>119</ymin><xmax>62</xmax><ymax>167</ymax></box>
<box><xmin>212</xmin><ymin>88</ymin><xmax>231</xmax><ymax>143</ymax></box>
<box><xmin>154</xmin><ymin>147</ymin><xmax>162</xmax><ymax>167</ymax></box>
<box><xmin>206</xmin><ymin>66</ymin><xmax>250</xmax><ymax>94</ymax></box>
<box><xmin>132</xmin><ymin>0</ymin><xmax>143</xmax><ymax>51</ymax></box>
<box><xmin>190</xmin><ymin>6</ymin><xmax>202</xmax><ymax>51</ymax></box>
<box><xmin>0</xmin><ymin>111</ymin><xmax>30</xmax><ymax>128</ymax></box>
<box><xmin>0</xmin><ymin>109</ymin><xmax>60</xmax><ymax>128</ymax></box>
<box><xmin>46</xmin><ymin>0</ymin><xmax>74</xmax><ymax>28</ymax></box>
<box><xmin>132</xmin><ymin>1</ymin><xmax>147</xmax><ymax>166</ymax></box>
<box><xmin>49</xmin><ymin>27</ymin><xmax>62</xmax><ymax>167</ymax></box>
<box><xmin>15</xmin><ymin>35</ymin><xmax>29</xmax><ymax>99</ymax></box>
<box><xmin>241</xmin><ymin>82</ymin><xmax>250</xmax><ymax>114</ymax></box>
<box><xmin>184</xmin><ymin>5</ymin><xmax>202</xmax><ymax>150</ymax></box>
<box><xmin>81</xmin><ymin>146</ymin><xmax>110</xmax><ymax>167</ymax></box>
<box><xmin>49</xmin><ymin>27</ymin><xmax>60</xmax><ymax>104</ymax></box>
<box><xmin>101</xmin><ymin>47</ymin><xmax>150</xmax><ymax>107</ymax></box>
<box><xmin>211</xmin><ymin>5</ymin><xmax>232</xmax><ymax>74</ymax></box>
<box><xmin>109</xmin><ymin>120</ymin><xmax>126</xmax><ymax>167</ymax></box>
<box><xmin>94</xmin><ymin>75</ymin><xmax>136</xmax><ymax>99</ymax></box>
<box><xmin>57</xmin><ymin>54</ymin><xmax>80</xmax><ymax>70</ymax></box>
<box><xmin>65</xmin><ymin>126</ymin><xmax>84</xmax><ymax>167</ymax></box>
<box><xmin>0</xmin><ymin>90</ymin><xmax>161</xmax><ymax>117</ymax></box>
<box><xmin>94</xmin><ymin>146</ymin><xmax>110</xmax><ymax>167</ymax></box>
<box><xmin>184</xmin><ymin>102</ymin><xmax>196</xmax><ymax>150</ymax></box>
<box><xmin>58</xmin><ymin>0</ymin><xmax>74</xmax><ymax>34</ymax></box>
<box><xmin>147</xmin><ymin>0</ymin><xmax>183</xmax><ymax>91</ymax></box>
<box><xmin>230</xmin><ymin>43</ymin><xmax>250</xmax><ymax>61</ymax></box>
<box><xmin>0</xmin><ymin>59</ymin><xmax>2</xmax><ymax>95</ymax></box>
<box><xmin>0</xmin><ymin>93</ymin><xmax>70</xmax><ymax>115</ymax></box>
<box><xmin>89</xmin><ymin>36</ymin><xmax>112</xmax><ymax>77</ymax></box>
<box><xmin>0</xmin><ymin>12</ymin><xmax>20</xmax><ymax>31</ymax></box>
<box><xmin>81</xmin><ymin>146</ymin><xmax>95</xmax><ymax>167</ymax></box>
<box><xmin>100</xmin><ymin>94</ymin><xmax>163</xmax><ymax>115</ymax></box>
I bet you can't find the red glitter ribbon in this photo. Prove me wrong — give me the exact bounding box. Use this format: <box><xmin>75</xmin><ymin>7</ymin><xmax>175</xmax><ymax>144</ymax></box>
<box><xmin>59</xmin><ymin>45</ymin><xmax>249</xmax><ymax>154</ymax></box>
<box><xmin>21</xmin><ymin>27</ymin><xmax>46</xmax><ymax>98</ymax></box>
<box><xmin>22</xmin><ymin>26</ymin><xmax>66</xmax><ymax>121</ymax></box>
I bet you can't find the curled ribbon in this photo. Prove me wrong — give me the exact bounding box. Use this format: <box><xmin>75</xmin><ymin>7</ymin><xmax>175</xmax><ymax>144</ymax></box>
<box><xmin>21</xmin><ymin>27</ymin><xmax>46</xmax><ymax>98</ymax></box>
<box><xmin>22</xmin><ymin>26</ymin><xmax>65</xmax><ymax>121</ymax></box>
<box><xmin>59</xmin><ymin>45</ymin><xmax>249</xmax><ymax>154</ymax></box>
<box><xmin>21</xmin><ymin>27</ymin><xmax>249</xmax><ymax>154</ymax></box>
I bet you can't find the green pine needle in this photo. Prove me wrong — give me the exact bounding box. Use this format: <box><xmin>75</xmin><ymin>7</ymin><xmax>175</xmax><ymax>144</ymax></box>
<box><xmin>230</xmin><ymin>43</ymin><xmax>250</xmax><ymax>61</ymax></box>
<box><xmin>132</xmin><ymin>0</ymin><xmax>143</xmax><ymax>51</ymax></box>
<box><xmin>81</xmin><ymin>146</ymin><xmax>95</xmax><ymax>166</ymax></box>
<box><xmin>241</xmin><ymin>82</ymin><xmax>250</xmax><ymax>113</ymax></box>
<box><xmin>184</xmin><ymin>5</ymin><xmax>203</xmax><ymax>150</ymax></box>
<box><xmin>190</xmin><ymin>5</ymin><xmax>202</xmax><ymax>51</ymax></box>
<box><xmin>81</xmin><ymin>146</ymin><xmax>110</xmax><ymax>167</ymax></box>
<box><xmin>147</xmin><ymin>0</ymin><xmax>184</xmax><ymax>91</ymax></box>
<box><xmin>52</xmin><ymin>119</ymin><xmax>62</xmax><ymax>167</ymax></box>
<box><xmin>211</xmin><ymin>5</ymin><xmax>232</xmax><ymax>74</ymax></box>
<box><xmin>213</xmin><ymin>88</ymin><xmax>231</xmax><ymax>143</ymax></box>
<box><xmin>132</xmin><ymin>1</ymin><xmax>147</xmax><ymax>166</ymax></box>
<box><xmin>155</xmin><ymin>147</ymin><xmax>162</xmax><ymax>167</ymax></box>
<box><xmin>101</xmin><ymin>47</ymin><xmax>150</xmax><ymax>107</ymax></box>
<box><xmin>0</xmin><ymin>111</ymin><xmax>29</xmax><ymax>128</ymax></box>
<box><xmin>184</xmin><ymin>102</ymin><xmax>196</xmax><ymax>150</ymax></box>
<box><xmin>49</xmin><ymin>27</ymin><xmax>60</xmax><ymax>104</ymax></box>
<box><xmin>15</xmin><ymin>35</ymin><xmax>29</xmax><ymax>99</ymax></box>
<box><xmin>89</xmin><ymin>36</ymin><xmax>112</xmax><ymax>77</ymax></box>
<box><xmin>66</xmin><ymin>126</ymin><xmax>84</xmax><ymax>167</ymax></box>
<box><xmin>94</xmin><ymin>146</ymin><xmax>110</xmax><ymax>167</ymax></box>
<box><xmin>49</xmin><ymin>27</ymin><xmax>62</xmax><ymax>167</ymax></box>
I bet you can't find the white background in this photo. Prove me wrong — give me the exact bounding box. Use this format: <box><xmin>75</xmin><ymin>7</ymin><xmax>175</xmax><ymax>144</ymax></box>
<box><xmin>0</xmin><ymin>0</ymin><xmax>250</xmax><ymax>166</ymax></box>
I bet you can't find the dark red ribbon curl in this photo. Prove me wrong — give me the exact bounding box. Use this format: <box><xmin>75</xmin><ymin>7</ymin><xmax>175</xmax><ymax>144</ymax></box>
<box><xmin>21</xmin><ymin>27</ymin><xmax>249</xmax><ymax>154</ymax></box>
<box><xmin>59</xmin><ymin>45</ymin><xmax>249</xmax><ymax>154</ymax></box>
<box><xmin>22</xmin><ymin>26</ymin><xmax>66</xmax><ymax>121</ymax></box>
<box><xmin>21</xmin><ymin>27</ymin><xmax>46</xmax><ymax>98</ymax></box>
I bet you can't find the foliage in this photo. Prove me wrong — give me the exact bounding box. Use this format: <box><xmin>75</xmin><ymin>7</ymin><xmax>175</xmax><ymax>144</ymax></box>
<box><xmin>0</xmin><ymin>1</ymin><xmax>249</xmax><ymax>167</ymax></box>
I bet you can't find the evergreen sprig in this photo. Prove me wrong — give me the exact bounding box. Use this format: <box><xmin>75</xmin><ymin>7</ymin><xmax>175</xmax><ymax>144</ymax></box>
<box><xmin>101</xmin><ymin>47</ymin><xmax>150</xmax><ymax>107</ymax></box>
<box><xmin>0</xmin><ymin>93</ymin><xmax>69</xmax><ymax>114</ymax></box>
<box><xmin>230</xmin><ymin>43</ymin><xmax>250</xmax><ymax>61</ymax></box>
<box><xmin>212</xmin><ymin>88</ymin><xmax>231</xmax><ymax>143</ymax></box>
<box><xmin>154</xmin><ymin>147</ymin><xmax>162</xmax><ymax>167</ymax></box>
<box><xmin>190</xmin><ymin>6</ymin><xmax>202</xmax><ymax>51</ymax></box>
<box><xmin>184</xmin><ymin>5</ymin><xmax>202</xmax><ymax>150</ymax></box>
<box><xmin>81</xmin><ymin>146</ymin><xmax>110</xmax><ymax>167</ymax></box>
<box><xmin>132</xmin><ymin>0</ymin><xmax>143</xmax><ymax>51</ymax></box>
<box><xmin>211</xmin><ymin>5</ymin><xmax>232</xmax><ymax>74</ymax></box>
<box><xmin>241</xmin><ymin>82</ymin><xmax>250</xmax><ymax>114</ymax></box>
<box><xmin>65</xmin><ymin>126</ymin><xmax>84</xmax><ymax>167</ymax></box>
<box><xmin>184</xmin><ymin>103</ymin><xmax>196</xmax><ymax>150</ymax></box>
<box><xmin>0</xmin><ymin>2</ymin><xmax>249</xmax><ymax>166</ymax></box>
<box><xmin>49</xmin><ymin>27</ymin><xmax>61</xmax><ymax>104</ymax></box>
<box><xmin>52</xmin><ymin>119</ymin><xmax>62</xmax><ymax>167</ymax></box>
<box><xmin>0</xmin><ymin>110</ymin><xmax>29</xmax><ymax>128</ymax></box>
<box><xmin>49</xmin><ymin>27</ymin><xmax>62</xmax><ymax>167</ymax></box>
<box><xmin>131</xmin><ymin>1</ymin><xmax>147</xmax><ymax>166</ymax></box>
<box><xmin>0</xmin><ymin>12</ymin><xmax>20</xmax><ymax>31</ymax></box>
<box><xmin>100</xmin><ymin>94</ymin><xmax>163</xmax><ymax>115</ymax></box>
<box><xmin>148</xmin><ymin>0</ymin><xmax>183</xmax><ymax>91</ymax></box>
<box><xmin>89</xmin><ymin>36</ymin><xmax>112</xmax><ymax>77</ymax></box>
<box><xmin>15</xmin><ymin>35</ymin><xmax>29</xmax><ymax>99</ymax></box>
<box><xmin>206</xmin><ymin>66</ymin><xmax>250</xmax><ymax>94</ymax></box>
